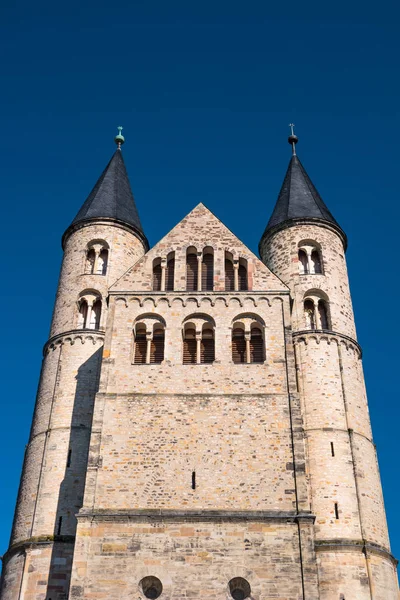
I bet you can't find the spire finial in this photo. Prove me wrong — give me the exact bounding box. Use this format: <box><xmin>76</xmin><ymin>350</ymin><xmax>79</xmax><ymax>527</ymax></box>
<box><xmin>288</xmin><ymin>123</ymin><xmax>298</xmax><ymax>156</ymax></box>
<box><xmin>114</xmin><ymin>126</ymin><xmax>125</xmax><ymax>150</ymax></box>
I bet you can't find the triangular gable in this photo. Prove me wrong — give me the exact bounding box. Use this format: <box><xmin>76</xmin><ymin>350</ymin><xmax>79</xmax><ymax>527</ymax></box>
<box><xmin>111</xmin><ymin>203</ymin><xmax>287</xmax><ymax>292</ymax></box>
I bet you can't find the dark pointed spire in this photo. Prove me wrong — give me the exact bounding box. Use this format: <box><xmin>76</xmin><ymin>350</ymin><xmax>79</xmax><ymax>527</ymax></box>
<box><xmin>260</xmin><ymin>129</ymin><xmax>347</xmax><ymax>248</ymax></box>
<box><xmin>63</xmin><ymin>129</ymin><xmax>148</xmax><ymax>248</ymax></box>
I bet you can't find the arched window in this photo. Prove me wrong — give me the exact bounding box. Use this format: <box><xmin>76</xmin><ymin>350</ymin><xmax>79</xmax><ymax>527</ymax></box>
<box><xmin>165</xmin><ymin>253</ymin><xmax>175</xmax><ymax>291</ymax></box>
<box><xmin>232</xmin><ymin>327</ymin><xmax>246</xmax><ymax>364</ymax></box>
<box><xmin>85</xmin><ymin>249</ymin><xmax>95</xmax><ymax>274</ymax></box>
<box><xmin>304</xmin><ymin>299</ymin><xmax>316</xmax><ymax>330</ymax></box>
<box><xmin>225</xmin><ymin>254</ymin><xmax>234</xmax><ymax>291</ymax></box>
<box><xmin>96</xmin><ymin>249</ymin><xmax>108</xmax><ymax>275</ymax></box>
<box><xmin>186</xmin><ymin>249</ymin><xmax>198</xmax><ymax>292</ymax></box>
<box><xmin>150</xmin><ymin>325</ymin><xmax>165</xmax><ymax>364</ymax></box>
<box><xmin>311</xmin><ymin>250</ymin><xmax>322</xmax><ymax>274</ymax></box>
<box><xmin>298</xmin><ymin>249</ymin><xmax>309</xmax><ymax>275</ymax></box>
<box><xmin>238</xmin><ymin>259</ymin><xmax>248</xmax><ymax>291</ymax></box>
<box><xmin>318</xmin><ymin>299</ymin><xmax>329</xmax><ymax>329</ymax></box>
<box><xmin>200</xmin><ymin>324</ymin><xmax>215</xmax><ymax>363</ymax></box>
<box><xmin>202</xmin><ymin>248</ymin><xmax>214</xmax><ymax>291</ymax></box>
<box><xmin>250</xmin><ymin>326</ymin><xmax>264</xmax><ymax>363</ymax></box>
<box><xmin>153</xmin><ymin>259</ymin><xmax>162</xmax><ymax>291</ymax></box>
<box><xmin>134</xmin><ymin>324</ymin><xmax>147</xmax><ymax>364</ymax></box>
<box><xmin>77</xmin><ymin>299</ymin><xmax>88</xmax><ymax>328</ymax></box>
<box><xmin>183</xmin><ymin>326</ymin><xmax>197</xmax><ymax>364</ymax></box>
<box><xmin>89</xmin><ymin>299</ymin><xmax>101</xmax><ymax>330</ymax></box>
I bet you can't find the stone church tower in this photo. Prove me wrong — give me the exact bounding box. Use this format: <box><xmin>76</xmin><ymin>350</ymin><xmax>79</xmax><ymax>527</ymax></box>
<box><xmin>0</xmin><ymin>129</ymin><xmax>398</xmax><ymax>600</ymax></box>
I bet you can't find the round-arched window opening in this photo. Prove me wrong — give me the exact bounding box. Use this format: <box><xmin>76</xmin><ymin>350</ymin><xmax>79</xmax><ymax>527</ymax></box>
<box><xmin>229</xmin><ymin>577</ymin><xmax>251</xmax><ymax>600</ymax></box>
<box><xmin>140</xmin><ymin>576</ymin><xmax>163</xmax><ymax>599</ymax></box>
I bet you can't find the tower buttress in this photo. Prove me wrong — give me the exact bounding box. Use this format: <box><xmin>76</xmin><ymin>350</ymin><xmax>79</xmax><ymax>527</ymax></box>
<box><xmin>0</xmin><ymin>134</ymin><xmax>148</xmax><ymax>600</ymax></box>
<box><xmin>259</xmin><ymin>132</ymin><xmax>398</xmax><ymax>599</ymax></box>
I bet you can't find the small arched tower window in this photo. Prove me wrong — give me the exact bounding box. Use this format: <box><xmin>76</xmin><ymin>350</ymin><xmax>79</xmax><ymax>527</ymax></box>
<box><xmin>232</xmin><ymin>326</ymin><xmax>246</xmax><ymax>364</ymax></box>
<box><xmin>250</xmin><ymin>326</ymin><xmax>264</xmax><ymax>363</ymax></box>
<box><xmin>298</xmin><ymin>249</ymin><xmax>309</xmax><ymax>275</ymax></box>
<box><xmin>238</xmin><ymin>258</ymin><xmax>248</xmax><ymax>291</ymax></box>
<box><xmin>186</xmin><ymin>248</ymin><xmax>198</xmax><ymax>292</ymax></box>
<box><xmin>153</xmin><ymin>259</ymin><xmax>162</xmax><ymax>291</ymax></box>
<box><xmin>225</xmin><ymin>252</ymin><xmax>234</xmax><ymax>291</ymax></box>
<box><xmin>311</xmin><ymin>250</ymin><xmax>322</xmax><ymax>274</ymax></box>
<box><xmin>77</xmin><ymin>299</ymin><xmax>88</xmax><ymax>328</ymax></box>
<box><xmin>318</xmin><ymin>299</ymin><xmax>329</xmax><ymax>329</ymax></box>
<box><xmin>96</xmin><ymin>249</ymin><xmax>108</xmax><ymax>275</ymax></box>
<box><xmin>202</xmin><ymin>247</ymin><xmax>214</xmax><ymax>291</ymax></box>
<box><xmin>183</xmin><ymin>326</ymin><xmax>197</xmax><ymax>364</ymax></box>
<box><xmin>85</xmin><ymin>249</ymin><xmax>96</xmax><ymax>274</ymax></box>
<box><xmin>150</xmin><ymin>324</ymin><xmax>165</xmax><ymax>364</ymax></box>
<box><xmin>304</xmin><ymin>299</ymin><xmax>316</xmax><ymax>330</ymax></box>
<box><xmin>134</xmin><ymin>324</ymin><xmax>147</xmax><ymax>364</ymax></box>
<box><xmin>201</xmin><ymin>324</ymin><xmax>215</xmax><ymax>363</ymax></box>
<box><xmin>165</xmin><ymin>252</ymin><xmax>175</xmax><ymax>291</ymax></box>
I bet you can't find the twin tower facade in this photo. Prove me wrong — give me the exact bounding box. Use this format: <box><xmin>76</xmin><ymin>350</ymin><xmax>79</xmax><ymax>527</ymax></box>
<box><xmin>0</xmin><ymin>134</ymin><xmax>398</xmax><ymax>600</ymax></box>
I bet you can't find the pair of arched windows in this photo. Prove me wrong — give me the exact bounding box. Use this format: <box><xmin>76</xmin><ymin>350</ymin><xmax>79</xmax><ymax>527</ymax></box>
<box><xmin>186</xmin><ymin>247</ymin><xmax>214</xmax><ymax>292</ymax></box>
<box><xmin>298</xmin><ymin>244</ymin><xmax>322</xmax><ymax>275</ymax></box>
<box><xmin>153</xmin><ymin>253</ymin><xmax>175</xmax><ymax>291</ymax></box>
<box><xmin>225</xmin><ymin>253</ymin><xmax>248</xmax><ymax>291</ymax></box>
<box><xmin>134</xmin><ymin>322</ymin><xmax>165</xmax><ymax>364</ymax></box>
<box><xmin>232</xmin><ymin>326</ymin><xmax>264</xmax><ymax>363</ymax></box>
<box><xmin>183</xmin><ymin>322</ymin><xmax>215</xmax><ymax>364</ymax></box>
<box><xmin>85</xmin><ymin>243</ymin><xmax>109</xmax><ymax>275</ymax></box>
<box><xmin>77</xmin><ymin>296</ymin><xmax>102</xmax><ymax>330</ymax></box>
<box><xmin>304</xmin><ymin>294</ymin><xmax>330</xmax><ymax>330</ymax></box>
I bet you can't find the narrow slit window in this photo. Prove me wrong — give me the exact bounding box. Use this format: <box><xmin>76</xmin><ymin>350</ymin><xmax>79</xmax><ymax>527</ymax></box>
<box><xmin>57</xmin><ymin>516</ymin><xmax>63</xmax><ymax>535</ymax></box>
<box><xmin>334</xmin><ymin>502</ymin><xmax>339</xmax><ymax>519</ymax></box>
<box><xmin>67</xmin><ymin>449</ymin><xmax>72</xmax><ymax>467</ymax></box>
<box><xmin>192</xmin><ymin>471</ymin><xmax>196</xmax><ymax>490</ymax></box>
<box><xmin>330</xmin><ymin>442</ymin><xmax>335</xmax><ymax>457</ymax></box>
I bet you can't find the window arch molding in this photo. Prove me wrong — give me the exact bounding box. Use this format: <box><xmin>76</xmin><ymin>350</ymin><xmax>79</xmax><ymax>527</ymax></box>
<box><xmin>77</xmin><ymin>289</ymin><xmax>103</xmax><ymax>330</ymax></box>
<box><xmin>297</xmin><ymin>239</ymin><xmax>323</xmax><ymax>275</ymax></box>
<box><xmin>303</xmin><ymin>289</ymin><xmax>331</xmax><ymax>330</ymax></box>
<box><xmin>133</xmin><ymin>314</ymin><xmax>166</xmax><ymax>365</ymax></box>
<box><xmin>224</xmin><ymin>251</ymin><xmax>249</xmax><ymax>291</ymax></box>
<box><xmin>85</xmin><ymin>239</ymin><xmax>110</xmax><ymax>275</ymax></box>
<box><xmin>231</xmin><ymin>313</ymin><xmax>265</xmax><ymax>364</ymax></box>
<box><xmin>182</xmin><ymin>313</ymin><xmax>215</xmax><ymax>364</ymax></box>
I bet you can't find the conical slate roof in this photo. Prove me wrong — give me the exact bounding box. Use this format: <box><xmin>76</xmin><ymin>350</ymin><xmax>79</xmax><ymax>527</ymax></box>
<box><xmin>68</xmin><ymin>149</ymin><xmax>145</xmax><ymax>237</ymax></box>
<box><xmin>262</xmin><ymin>154</ymin><xmax>346</xmax><ymax>246</ymax></box>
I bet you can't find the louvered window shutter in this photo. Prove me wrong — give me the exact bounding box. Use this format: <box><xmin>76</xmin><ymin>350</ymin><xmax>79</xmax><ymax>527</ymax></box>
<box><xmin>183</xmin><ymin>329</ymin><xmax>197</xmax><ymax>364</ymax></box>
<box><xmin>250</xmin><ymin>328</ymin><xmax>264</xmax><ymax>363</ymax></box>
<box><xmin>165</xmin><ymin>258</ymin><xmax>175</xmax><ymax>291</ymax></box>
<box><xmin>202</xmin><ymin>254</ymin><xmax>214</xmax><ymax>291</ymax></box>
<box><xmin>134</xmin><ymin>333</ymin><xmax>147</xmax><ymax>364</ymax></box>
<box><xmin>153</xmin><ymin>264</ymin><xmax>162</xmax><ymax>291</ymax></box>
<box><xmin>150</xmin><ymin>331</ymin><xmax>165</xmax><ymax>364</ymax></box>
<box><xmin>186</xmin><ymin>254</ymin><xmax>198</xmax><ymax>291</ymax></box>
<box><xmin>225</xmin><ymin>259</ymin><xmax>234</xmax><ymax>291</ymax></box>
<box><xmin>238</xmin><ymin>264</ymin><xmax>248</xmax><ymax>291</ymax></box>
<box><xmin>200</xmin><ymin>338</ymin><xmax>215</xmax><ymax>363</ymax></box>
<box><xmin>232</xmin><ymin>329</ymin><xmax>246</xmax><ymax>364</ymax></box>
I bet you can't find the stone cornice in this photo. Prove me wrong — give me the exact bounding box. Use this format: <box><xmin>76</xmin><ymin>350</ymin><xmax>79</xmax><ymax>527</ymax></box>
<box><xmin>43</xmin><ymin>328</ymin><xmax>105</xmax><ymax>356</ymax></box>
<box><xmin>315</xmin><ymin>539</ymin><xmax>398</xmax><ymax>566</ymax></box>
<box><xmin>293</xmin><ymin>329</ymin><xmax>362</xmax><ymax>358</ymax></box>
<box><xmin>1</xmin><ymin>535</ymin><xmax>75</xmax><ymax>563</ymax></box>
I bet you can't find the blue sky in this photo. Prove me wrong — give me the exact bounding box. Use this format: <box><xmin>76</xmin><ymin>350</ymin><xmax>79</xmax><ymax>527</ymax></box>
<box><xmin>1</xmin><ymin>0</ymin><xmax>399</xmax><ymax>569</ymax></box>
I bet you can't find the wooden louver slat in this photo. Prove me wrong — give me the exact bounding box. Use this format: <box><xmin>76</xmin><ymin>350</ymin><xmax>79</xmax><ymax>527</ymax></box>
<box><xmin>250</xmin><ymin>328</ymin><xmax>263</xmax><ymax>363</ymax></box>
<box><xmin>150</xmin><ymin>332</ymin><xmax>164</xmax><ymax>364</ymax></box>
<box><xmin>238</xmin><ymin>264</ymin><xmax>248</xmax><ymax>291</ymax></box>
<box><xmin>165</xmin><ymin>258</ymin><xmax>175</xmax><ymax>291</ymax></box>
<box><xmin>186</xmin><ymin>254</ymin><xmax>198</xmax><ymax>291</ymax></box>
<box><xmin>134</xmin><ymin>334</ymin><xmax>147</xmax><ymax>364</ymax></box>
<box><xmin>201</xmin><ymin>254</ymin><xmax>214</xmax><ymax>291</ymax></box>
<box><xmin>153</xmin><ymin>264</ymin><xmax>162</xmax><ymax>291</ymax></box>
<box><xmin>225</xmin><ymin>259</ymin><xmax>234</xmax><ymax>291</ymax></box>
<box><xmin>232</xmin><ymin>329</ymin><xmax>246</xmax><ymax>364</ymax></box>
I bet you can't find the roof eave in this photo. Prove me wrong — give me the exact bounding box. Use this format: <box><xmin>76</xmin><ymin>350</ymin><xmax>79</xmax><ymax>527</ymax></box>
<box><xmin>62</xmin><ymin>217</ymin><xmax>150</xmax><ymax>251</ymax></box>
<box><xmin>259</xmin><ymin>217</ymin><xmax>348</xmax><ymax>254</ymax></box>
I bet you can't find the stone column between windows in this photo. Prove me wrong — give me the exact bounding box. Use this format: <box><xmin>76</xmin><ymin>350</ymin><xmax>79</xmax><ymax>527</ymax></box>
<box><xmin>197</xmin><ymin>252</ymin><xmax>202</xmax><ymax>292</ymax></box>
<box><xmin>314</xmin><ymin>299</ymin><xmax>322</xmax><ymax>330</ymax></box>
<box><xmin>145</xmin><ymin>331</ymin><xmax>152</xmax><ymax>364</ymax></box>
<box><xmin>233</xmin><ymin>260</ymin><xmax>239</xmax><ymax>291</ymax></box>
<box><xmin>86</xmin><ymin>301</ymin><xmax>93</xmax><ymax>330</ymax></box>
<box><xmin>160</xmin><ymin>258</ymin><xmax>167</xmax><ymax>292</ymax></box>
<box><xmin>245</xmin><ymin>331</ymin><xmax>251</xmax><ymax>364</ymax></box>
<box><xmin>196</xmin><ymin>331</ymin><xmax>202</xmax><ymax>364</ymax></box>
<box><xmin>92</xmin><ymin>245</ymin><xmax>102</xmax><ymax>274</ymax></box>
<box><xmin>305</xmin><ymin>247</ymin><xmax>315</xmax><ymax>274</ymax></box>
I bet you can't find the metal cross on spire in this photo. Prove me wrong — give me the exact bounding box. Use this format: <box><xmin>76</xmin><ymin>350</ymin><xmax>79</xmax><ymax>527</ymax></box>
<box><xmin>288</xmin><ymin>123</ymin><xmax>298</xmax><ymax>156</ymax></box>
